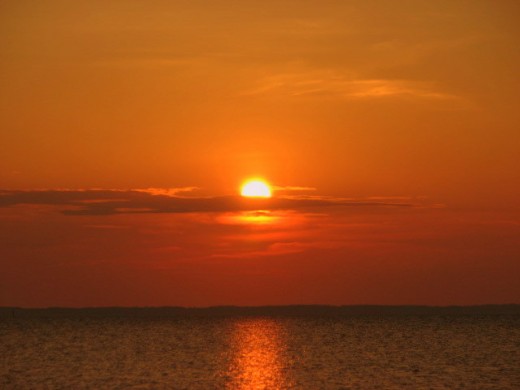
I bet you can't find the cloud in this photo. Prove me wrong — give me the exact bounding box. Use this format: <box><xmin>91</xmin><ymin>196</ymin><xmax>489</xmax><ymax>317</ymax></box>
<box><xmin>367</xmin><ymin>196</ymin><xmax>414</xmax><ymax>201</ymax></box>
<box><xmin>244</xmin><ymin>71</ymin><xmax>458</xmax><ymax>101</ymax></box>
<box><xmin>0</xmin><ymin>189</ymin><xmax>413</xmax><ymax>216</ymax></box>
<box><xmin>272</xmin><ymin>185</ymin><xmax>316</xmax><ymax>192</ymax></box>
<box><xmin>133</xmin><ymin>187</ymin><xmax>199</xmax><ymax>196</ymax></box>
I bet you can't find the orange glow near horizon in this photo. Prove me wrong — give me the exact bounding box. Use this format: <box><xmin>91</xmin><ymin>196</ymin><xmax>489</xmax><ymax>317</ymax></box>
<box><xmin>240</xmin><ymin>179</ymin><xmax>272</xmax><ymax>198</ymax></box>
<box><xmin>218</xmin><ymin>211</ymin><xmax>280</xmax><ymax>225</ymax></box>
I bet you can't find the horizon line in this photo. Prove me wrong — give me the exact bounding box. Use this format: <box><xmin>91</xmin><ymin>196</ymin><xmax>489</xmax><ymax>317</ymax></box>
<box><xmin>2</xmin><ymin>303</ymin><xmax>519</xmax><ymax>310</ymax></box>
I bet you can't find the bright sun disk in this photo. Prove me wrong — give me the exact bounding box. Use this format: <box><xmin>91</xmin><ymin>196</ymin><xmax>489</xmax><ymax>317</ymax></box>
<box><xmin>240</xmin><ymin>179</ymin><xmax>272</xmax><ymax>198</ymax></box>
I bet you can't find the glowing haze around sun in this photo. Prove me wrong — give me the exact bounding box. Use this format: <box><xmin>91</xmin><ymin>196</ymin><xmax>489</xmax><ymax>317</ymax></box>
<box><xmin>240</xmin><ymin>179</ymin><xmax>272</xmax><ymax>198</ymax></box>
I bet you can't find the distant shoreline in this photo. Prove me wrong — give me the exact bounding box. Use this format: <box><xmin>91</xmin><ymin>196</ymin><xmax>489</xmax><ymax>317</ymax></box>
<box><xmin>2</xmin><ymin>304</ymin><xmax>519</xmax><ymax>319</ymax></box>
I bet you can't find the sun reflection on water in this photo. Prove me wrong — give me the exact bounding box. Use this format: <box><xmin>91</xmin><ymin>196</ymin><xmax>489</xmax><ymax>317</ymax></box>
<box><xmin>226</xmin><ymin>318</ymin><xmax>290</xmax><ymax>389</ymax></box>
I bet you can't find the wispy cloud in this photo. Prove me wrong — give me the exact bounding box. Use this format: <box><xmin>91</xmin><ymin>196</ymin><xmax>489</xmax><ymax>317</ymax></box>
<box><xmin>273</xmin><ymin>185</ymin><xmax>316</xmax><ymax>192</ymax></box>
<box><xmin>244</xmin><ymin>71</ymin><xmax>458</xmax><ymax>101</ymax></box>
<box><xmin>0</xmin><ymin>189</ymin><xmax>414</xmax><ymax>216</ymax></box>
<box><xmin>209</xmin><ymin>240</ymin><xmax>343</xmax><ymax>259</ymax></box>
<box><xmin>133</xmin><ymin>187</ymin><xmax>199</xmax><ymax>197</ymax></box>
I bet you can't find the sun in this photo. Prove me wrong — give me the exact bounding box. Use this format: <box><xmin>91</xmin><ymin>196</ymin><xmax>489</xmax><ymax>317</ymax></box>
<box><xmin>240</xmin><ymin>179</ymin><xmax>272</xmax><ymax>198</ymax></box>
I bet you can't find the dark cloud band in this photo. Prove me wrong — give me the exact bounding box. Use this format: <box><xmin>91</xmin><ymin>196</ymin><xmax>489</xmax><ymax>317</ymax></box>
<box><xmin>0</xmin><ymin>190</ymin><xmax>413</xmax><ymax>216</ymax></box>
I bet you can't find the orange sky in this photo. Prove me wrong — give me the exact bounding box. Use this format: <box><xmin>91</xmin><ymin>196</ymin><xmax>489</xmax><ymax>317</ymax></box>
<box><xmin>0</xmin><ymin>1</ymin><xmax>519</xmax><ymax>306</ymax></box>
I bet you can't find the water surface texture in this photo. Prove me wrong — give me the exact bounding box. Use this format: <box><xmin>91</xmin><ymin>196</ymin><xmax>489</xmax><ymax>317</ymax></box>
<box><xmin>1</xmin><ymin>307</ymin><xmax>519</xmax><ymax>389</ymax></box>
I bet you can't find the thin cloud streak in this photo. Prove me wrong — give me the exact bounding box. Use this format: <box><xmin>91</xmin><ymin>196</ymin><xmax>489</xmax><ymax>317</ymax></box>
<box><xmin>273</xmin><ymin>185</ymin><xmax>317</xmax><ymax>192</ymax></box>
<box><xmin>0</xmin><ymin>189</ymin><xmax>414</xmax><ymax>216</ymax></box>
<box><xmin>133</xmin><ymin>187</ymin><xmax>199</xmax><ymax>196</ymax></box>
<box><xmin>245</xmin><ymin>72</ymin><xmax>459</xmax><ymax>101</ymax></box>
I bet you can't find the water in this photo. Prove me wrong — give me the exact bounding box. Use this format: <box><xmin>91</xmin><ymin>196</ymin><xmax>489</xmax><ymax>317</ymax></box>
<box><xmin>1</xmin><ymin>309</ymin><xmax>519</xmax><ymax>389</ymax></box>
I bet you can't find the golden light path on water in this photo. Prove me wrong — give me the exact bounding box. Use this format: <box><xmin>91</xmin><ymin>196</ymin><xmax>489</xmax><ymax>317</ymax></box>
<box><xmin>226</xmin><ymin>318</ymin><xmax>290</xmax><ymax>389</ymax></box>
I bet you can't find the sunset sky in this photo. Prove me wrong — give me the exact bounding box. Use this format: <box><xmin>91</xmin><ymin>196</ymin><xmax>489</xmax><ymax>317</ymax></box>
<box><xmin>1</xmin><ymin>1</ymin><xmax>519</xmax><ymax>307</ymax></box>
